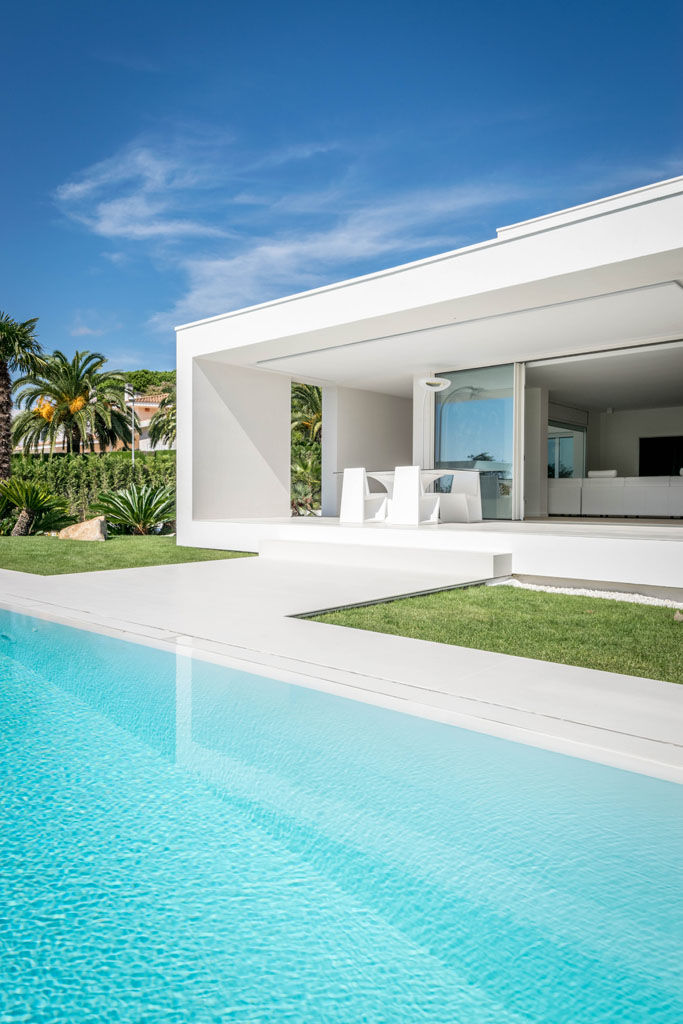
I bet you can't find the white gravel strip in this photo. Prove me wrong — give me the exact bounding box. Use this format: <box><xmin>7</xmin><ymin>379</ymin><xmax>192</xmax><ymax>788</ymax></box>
<box><xmin>487</xmin><ymin>577</ymin><xmax>683</xmax><ymax>609</ymax></box>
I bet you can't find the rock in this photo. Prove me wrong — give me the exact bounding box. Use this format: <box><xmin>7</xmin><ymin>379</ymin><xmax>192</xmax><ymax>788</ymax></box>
<box><xmin>58</xmin><ymin>516</ymin><xmax>108</xmax><ymax>542</ymax></box>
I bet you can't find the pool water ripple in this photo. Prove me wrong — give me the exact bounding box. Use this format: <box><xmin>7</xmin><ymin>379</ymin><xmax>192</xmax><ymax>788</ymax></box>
<box><xmin>0</xmin><ymin>609</ymin><xmax>681</xmax><ymax>1022</ymax></box>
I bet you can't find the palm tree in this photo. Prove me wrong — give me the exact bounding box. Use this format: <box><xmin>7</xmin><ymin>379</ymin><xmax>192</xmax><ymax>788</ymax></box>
<box><xmin>149</xmin><ymin>386</ymin><xmax>176</xmax><ymax>448</ymax></box>
<box><xmin>291</xmin><ymin>383</ymin><xmax>322</xmax><ymax>440</ymax></box>
<box><xmin>0</xmin><ymin>478</ymin><xmax>69</xmax><ymax>536</ymax></box>
<box><xmin>0</xmin><ymin>312</ymin><xmax>43</xmax><ymax>479</ymax></box>
<box><xmin>12</xmin><ymin>350</ymin><xmax>135</xmax><ymax>455</ymax></box>
<box><xmin>291</xmin><ymin>447</ymin><xmax>321</xmax><ymax>515</ymax></box>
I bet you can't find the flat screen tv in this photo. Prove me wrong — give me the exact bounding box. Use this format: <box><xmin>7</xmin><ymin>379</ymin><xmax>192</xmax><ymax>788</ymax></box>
<box><xmin>639</xmin><ymin>435</ymin><xmax>683</xmax><ymax>476</ymax></box>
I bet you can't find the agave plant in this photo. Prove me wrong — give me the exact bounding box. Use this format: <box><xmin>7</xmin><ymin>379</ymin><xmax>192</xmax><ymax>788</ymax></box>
<box><xmin>0</xmin><ymin>478</ymin><xmax>70</xmax><ymax>536</ymax></box>
<box><xmin>94</xmin><ymin>484</ymin><xmax>175</xmax><ymax>535</ymax></box>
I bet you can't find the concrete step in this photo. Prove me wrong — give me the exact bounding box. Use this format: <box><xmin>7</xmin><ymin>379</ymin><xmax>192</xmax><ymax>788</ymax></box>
<box><xmin>258</xmin><ymin>538</ymin><xmax>511</xmax><ymax>580</ymax></box>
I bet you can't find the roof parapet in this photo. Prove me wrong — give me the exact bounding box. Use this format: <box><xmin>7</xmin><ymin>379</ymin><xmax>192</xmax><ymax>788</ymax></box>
<box><xmin>496</xmin><ymin>175</ymin><xmax>683</xmax><ymax>241</ymax></box>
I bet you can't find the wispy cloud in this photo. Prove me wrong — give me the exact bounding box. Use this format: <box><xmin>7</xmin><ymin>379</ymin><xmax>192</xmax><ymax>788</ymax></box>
<box><xmin>250</xmin><ymin>141</ymin><xmax>344</xmax><ymax>169</ymax></box>
<box><xmin>152</xmin><ymin>181</ymin><xmax>529</xmax><ymax>328</ymax></box>
<box><xmin>71</xmin><ymin>323</ymin><xmax>104</xmax><ymax>337</ymax></box>
<box><xmin>102</xmin><ymin>251</ymin><xmax>128</xmax><ymax>265</ymax></box>
<box><xmin>57</xmin><ymin>131</ymin><xmax>533</xmax><ymax>330</ymax></box>
<box><xmin>70</xmin><ymin>311</ymin><xmax>121</xmax><ymax>337</ymax></box>
<box><xmin>57</xmin><ymin>128</ymin><xmax>682</xmax><ymax>338</ymax></box>
<box><xmin>55</xmin><ymin>140</ymin><xmax>228</xmax><ymax>241</ymax></box>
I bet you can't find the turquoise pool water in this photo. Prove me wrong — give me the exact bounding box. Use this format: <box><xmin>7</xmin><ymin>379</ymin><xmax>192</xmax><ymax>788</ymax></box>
<box><xmin>1</xmin><ymin>608</ymin><xmax>681</xmax><ymax>1023</ymax></box>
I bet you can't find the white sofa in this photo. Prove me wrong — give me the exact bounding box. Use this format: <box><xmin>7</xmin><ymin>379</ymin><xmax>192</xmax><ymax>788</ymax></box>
<box><xmin>547</xmin><ymin>478</ymin><xmax>582</xmax><ymax>515</ymax></box>
<box><xmin>581</xmin><ymin>476</ymin><xmax>626</xmax><ymax>516</ymax></box>
<box><xmin>548</xmin><ymin>474</ymin><xmax>683</xmax><ymax>517</ymax></box>
<box><xmin>624</xmin><ymin>476</ymin><xmax>671</xmax><ymax>517</ymax></box>
<box><xmin>668</xmin><ymin>476</ymin><xmax>683</xmax><ymax>516</ymax></box>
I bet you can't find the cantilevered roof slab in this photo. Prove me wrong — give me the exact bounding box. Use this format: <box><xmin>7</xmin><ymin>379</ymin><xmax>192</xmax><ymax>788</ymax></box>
<box><xmin>177</xmin><ymin>176</ymin><xmax>683</xmax><ymax>396</ymax></box>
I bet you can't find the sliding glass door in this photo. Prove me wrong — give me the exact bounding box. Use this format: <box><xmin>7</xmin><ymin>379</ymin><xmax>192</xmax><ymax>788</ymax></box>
<box><xmin>434</xmin><ymin>364</ymin><xmax>516</xmax><ymax>519</ymax></box>
<box><xmin>547</xmin><ymin>421</ymin><xmax>586</xmax><ymax>479</ymax></box>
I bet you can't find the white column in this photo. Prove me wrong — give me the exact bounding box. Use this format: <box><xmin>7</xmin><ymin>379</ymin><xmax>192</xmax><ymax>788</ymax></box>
<box><xmin>512</xmin><ymin>362</ymin><xmax>526</xmax><ymax>520</ymax></box>
<box><xmin>412</xmin><ymin>374</ymin><xmax>435</xmax><ymax>468</ymax></box>
<box><xmin>321</xmin><ymin>385</ymin><xmax>340</xmax><ymax>517</ymax></box>
<box><xmin>523</xmin><ymin>384</ymin><xmax>549</xmax><ymax>518</ymax></box>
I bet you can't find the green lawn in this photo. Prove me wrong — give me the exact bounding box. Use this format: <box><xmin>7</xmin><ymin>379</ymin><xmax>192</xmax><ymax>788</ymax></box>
<box><xmin>0</xmin><ymin>535</ymin><xmax>253</xmax><ymax>575</ymax></box>
<box><xmin>312</xmin><ymin>585</ymin><xmax>682</xmax><ymax>684</ymax></box>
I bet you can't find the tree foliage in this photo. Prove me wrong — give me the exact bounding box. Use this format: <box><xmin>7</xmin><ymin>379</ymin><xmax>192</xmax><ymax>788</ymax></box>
<box><xmin>0</xmin><ymin>311</ymin><xmax>43</xmax><ymax>479</ymax></box>
<box><xmin>12</xmin><ymin>350</ymin><xmax>134</xmax><ymax>454</ymax></box>
<box><xmin>291</xmin><ymin>383</ymin><xmax>322</xmax><ymax>515</ymax></box>
<box><xmin>149</xmin><ymin>386</ymin><xmax>176</xmax><ymax>448</ymax></box>
<box><xmin>120</xmin><ymin>369</ymin><xmax>176</xmax><ymax>394</ymax></box>
<box><xmin>291</xmin><ymin>382</ymin><xmax>322</xmax><ymax>441</ymax></box>
<box><xmin>0</xmin><ymin>478</ymin><xmax>70</xmax><ymax>536</ymax></box>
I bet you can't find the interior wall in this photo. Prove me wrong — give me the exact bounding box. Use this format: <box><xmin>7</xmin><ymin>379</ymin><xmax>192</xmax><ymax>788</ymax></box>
<box><xmin>192</xmin><ymin>359</ymin><xmax>291</xmax><ymax>519</ymax></box>
<box><xmin>322</xmin><ymin>386</ymin><xmax>412</xmax><ymax>515</ymax></box>
<box><xmin>524</xmin><ymin>386</ymin><xmax>549</xmax><ymax>516</ymax></box>
<box><xmin>593</xmin><ymin>405</ymin><xmax>683</xmax><ymax>475</ymax></box>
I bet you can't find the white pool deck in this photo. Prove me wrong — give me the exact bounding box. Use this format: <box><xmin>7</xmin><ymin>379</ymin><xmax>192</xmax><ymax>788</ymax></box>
<box><xmin>1</xmin><ymin>547</ymin><xmax>682</xmax><ymax>785</ymax></box>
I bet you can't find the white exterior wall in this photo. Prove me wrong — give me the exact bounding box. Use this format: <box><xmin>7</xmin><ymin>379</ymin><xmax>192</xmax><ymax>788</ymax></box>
<box><xmin>180</xmin><ymin>359</ymin><xmax>290</xmax><ymax>536</ymax></box>
<box><xmin>594</xmin><ymin>405</ymin><xmax>683</xmax><ymax>476</ymax></box>
<box><xmin>321</xmin><ymin>386</ymin><xmax>412</xmax><ymax>515</ymax></box>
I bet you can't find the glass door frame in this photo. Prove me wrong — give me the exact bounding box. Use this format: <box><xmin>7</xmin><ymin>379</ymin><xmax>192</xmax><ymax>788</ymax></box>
<box><xmin>429</xmin><ymin>361</ymin><xmax>526</xmax><ymax>521</ymax></box>
<box><xmin>512</xmin><ymin>362</ymin><xmax>525</xmax><ymax>520</ymax></box>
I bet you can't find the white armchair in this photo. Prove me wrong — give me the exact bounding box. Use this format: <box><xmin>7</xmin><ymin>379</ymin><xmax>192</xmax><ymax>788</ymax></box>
<box><xmin>438</xmin><ymin>471</ymin><xmax>483</xmax><ymax>523</ymax></box>
<box><xmin>387</xmin><ymin>466</ymin><xmax>440</xmax><ymax>525</ymax></box>
<box><xmin>339</xmin><ymin>468</ymin><xmax>388</xmax><ymax>524</ymax></box>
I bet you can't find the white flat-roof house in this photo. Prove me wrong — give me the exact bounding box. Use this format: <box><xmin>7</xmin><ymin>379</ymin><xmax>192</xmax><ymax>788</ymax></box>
<box><xmin>176</xmin><ymin>177</ymin><xmax>683</xmax><ymax>590</ymax></box>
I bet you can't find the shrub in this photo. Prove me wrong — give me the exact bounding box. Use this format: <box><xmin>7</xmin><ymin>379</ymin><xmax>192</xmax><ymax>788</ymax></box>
<box><xmin>10</xmin><ymin>452</ymin><xmax>175</xmax><ymax>520</ymax></box>
<box><xmin>94</xmin><ymin>484</ymin><xmax>175</xmax><ymax>535</ymax></box>
<box><xmin>0</xmin><ymin>479</ymin><xmax>72</xmax><ymax>536</ymax></box>
<box><xmin>120</xmin><ymin>369</ymin><xmax>176</xmax><ymax>394</ymax></box>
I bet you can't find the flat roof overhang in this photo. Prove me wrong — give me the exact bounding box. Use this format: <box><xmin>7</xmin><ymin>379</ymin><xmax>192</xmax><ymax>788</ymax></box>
<box><xmin>177</xmin><ymin>177</ymin><xmax>683</xmax><ymax>397</ymax></box>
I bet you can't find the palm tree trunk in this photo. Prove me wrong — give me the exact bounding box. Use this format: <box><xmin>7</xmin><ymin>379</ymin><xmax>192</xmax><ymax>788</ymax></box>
<box><xmin>11</xmin><ymin>508</ymin><xmax>34</xmax><ymax>536</ymax></box>
<box><xmin>70</xmin><ymin>425</ymin><xmax>81</xmax><ymax>455</ymax></box>
<box><xmin>0</xmin><ymin>359</ymin><xmax>12</xmax><ymax>480</ymax></box>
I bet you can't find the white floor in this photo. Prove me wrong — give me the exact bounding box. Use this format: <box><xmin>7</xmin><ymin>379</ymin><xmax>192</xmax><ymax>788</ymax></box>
<box><xmin>1</xmin><ymin>551</ymin><xmax>682</xmax><ymax>784</ymax></box>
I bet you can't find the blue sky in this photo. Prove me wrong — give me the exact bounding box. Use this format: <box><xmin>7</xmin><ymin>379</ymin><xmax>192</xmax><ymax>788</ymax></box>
<box><xmin>3</xmin><ymin>1</ymin><xmax>681</xmax><ymax>370</ymax></box>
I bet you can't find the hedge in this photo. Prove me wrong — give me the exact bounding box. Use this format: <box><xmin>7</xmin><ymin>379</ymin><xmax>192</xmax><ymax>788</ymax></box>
<box><xmin>120</xmin><ymin>369</ymin><xmax>176</xmax><ymax>393</ymax></box>
<box><xmin>11</xmin><ymin>452</ymin><xmax>176</xmax><ymax>521</ymax></box>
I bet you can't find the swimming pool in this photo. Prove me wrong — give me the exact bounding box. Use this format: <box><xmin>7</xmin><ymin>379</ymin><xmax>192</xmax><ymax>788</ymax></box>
<box><xmin>1</xmin><ymin>607</ymin><xmax>681</xmax><ymax>1022</ymax></box>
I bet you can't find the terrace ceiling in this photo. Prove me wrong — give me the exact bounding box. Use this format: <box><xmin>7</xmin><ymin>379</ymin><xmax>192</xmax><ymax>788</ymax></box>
<box><xmin>248</xmin><ymin>282</ymin><xmax>683</xmax><ymax>397</ymax></box>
